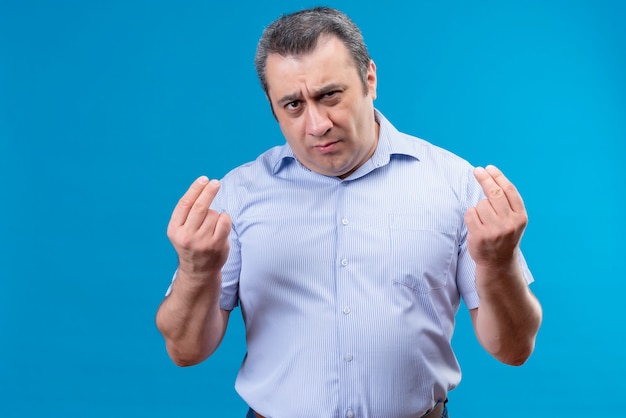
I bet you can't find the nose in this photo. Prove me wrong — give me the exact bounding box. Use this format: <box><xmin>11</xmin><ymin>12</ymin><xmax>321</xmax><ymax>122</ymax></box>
<box><xmin>304</xmin><ymin>105</ymin><xmax>332</xmax><ymax>137</ymax></box>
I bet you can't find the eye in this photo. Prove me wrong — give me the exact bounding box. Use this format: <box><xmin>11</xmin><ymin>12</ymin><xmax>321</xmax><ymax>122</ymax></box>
<box><xmin>285</xmin><ymin>100</ymin><xmax>301</xmax><ymax>110</ymax></box>
<box><xmin>321</xmin><ymin>91</ymin><xmax>341</xmax><ymax>103</ymax></box>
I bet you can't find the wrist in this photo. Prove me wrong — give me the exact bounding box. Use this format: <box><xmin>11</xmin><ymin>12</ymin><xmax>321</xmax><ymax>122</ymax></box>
<box><xmin>474</xmin><ymin>258</ymin><xmax>526</xmax><ymax>294</ymax></box>
<box><xmin>174</xmin><ymin>267</ymin><xmax>222</xmax><ymax>294</ymax></box>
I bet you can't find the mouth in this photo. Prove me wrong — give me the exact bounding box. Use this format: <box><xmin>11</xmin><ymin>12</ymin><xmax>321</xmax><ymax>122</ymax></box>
<box><xmin>313</xmin><ymin>140</ymin><xmax>340</xmax><ymax>154</ymax></box>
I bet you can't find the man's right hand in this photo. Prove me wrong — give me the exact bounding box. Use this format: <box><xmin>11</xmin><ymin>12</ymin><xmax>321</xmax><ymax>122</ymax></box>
<box><xmin>167</xmin><ymin>176</ymin><xmax>232</xmax><ymax>281</ymax></box>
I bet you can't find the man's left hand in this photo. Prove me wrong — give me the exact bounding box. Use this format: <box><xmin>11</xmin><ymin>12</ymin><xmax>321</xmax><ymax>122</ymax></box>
<box><xmin>464</xmin><ymin>165</ymin><xmax>528</xmax><ymax>269</ymax></box>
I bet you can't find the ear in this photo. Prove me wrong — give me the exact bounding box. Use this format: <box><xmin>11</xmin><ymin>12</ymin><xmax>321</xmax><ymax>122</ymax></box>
<box><xmin>367</xmin><ymin>60</ymin><xmax>377</xmax><ymax>100</ymax></box>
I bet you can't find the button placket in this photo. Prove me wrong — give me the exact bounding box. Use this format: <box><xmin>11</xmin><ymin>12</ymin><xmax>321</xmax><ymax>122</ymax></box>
<box><xmin>336</xmin><ymin>180</ymin><xmax>358</xmax><ymax>413</ymax></box>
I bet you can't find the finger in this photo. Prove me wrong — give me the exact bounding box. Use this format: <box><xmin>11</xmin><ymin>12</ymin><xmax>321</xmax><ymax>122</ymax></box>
<box><xmin>485</xmin><ymin>165</ymin><xmax>526</xmax><ymax>213</ymax></box>
<box><xmin>212</xmin><ymin>212</ymin><xmax>232</xmax><ymax>242</ymax></box>
<box><xmin>464</xmin><ymin>206</ymin><xmax>482</xmax><ymax>229</ymax></box>
<box><xmin>472</xmin><ymin>199</ymin><xmax>500</xmax><ymax>226</ymax></box>
<box><xmin>473</xmin><ymin>166</ymin><xmax>511</xmax><ymax>216</ymax></box>
<box><xmin>184</xmin><ymin>179</ymin><xmax>222</xmax><ymax>229</ymax></box>
<box><xmin>197</xmin><ymin>206</ymin><xmax>229</xmax><ymax>237</ymax></box>
<box><xmin>170</xmin><ymin>176</ymin><xmax>210</xmax><ymax>227</ymax></box>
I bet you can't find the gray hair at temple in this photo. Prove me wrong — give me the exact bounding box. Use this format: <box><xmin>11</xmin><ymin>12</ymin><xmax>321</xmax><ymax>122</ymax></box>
<box><xmin>254</xmin><ymin>7</ymin><xmax>372</xmax><ymax>97</ymax></box>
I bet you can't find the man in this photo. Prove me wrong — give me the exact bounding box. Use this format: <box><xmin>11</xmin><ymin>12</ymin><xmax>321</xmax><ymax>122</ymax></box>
<box><xmin>156</xmin><ymin>7</ymin><xmax>542</xmax><ymax>418</ymax></box>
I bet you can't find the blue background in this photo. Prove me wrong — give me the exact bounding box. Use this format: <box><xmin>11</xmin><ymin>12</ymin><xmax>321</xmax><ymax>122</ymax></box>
<box><xmin>1</xmin><ymin>0</ymin><xmax>624</xmax><ymax>416</ymax></box>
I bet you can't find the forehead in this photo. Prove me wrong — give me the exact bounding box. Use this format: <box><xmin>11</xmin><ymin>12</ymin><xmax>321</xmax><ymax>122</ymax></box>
<box><xmin>264</xmin><ymin>36</ymin><xmax>359</xmax><ymax>97</ymax></box>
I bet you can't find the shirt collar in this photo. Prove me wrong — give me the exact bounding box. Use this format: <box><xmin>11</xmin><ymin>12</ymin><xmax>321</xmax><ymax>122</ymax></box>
<box><xmin>271</xmin><ymin>108</ymin><xmax>421</xmax><ymax>176</ymax></box>
<box><xmin>372</xmin><ymin>108</ymin><xmax>421</xmax><ymax>164</ymax></box>
<box><xmin>271</xmin><ymin>141</ymin><xmax>298</xmax><ymax>174</ymax></box>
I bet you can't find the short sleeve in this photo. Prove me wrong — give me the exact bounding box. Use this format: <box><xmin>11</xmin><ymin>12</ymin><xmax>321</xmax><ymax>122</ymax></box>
<box><xmin>455</xmin><ymin>167</ymin><xmax>535</xmax><ymax>310</ymax></box>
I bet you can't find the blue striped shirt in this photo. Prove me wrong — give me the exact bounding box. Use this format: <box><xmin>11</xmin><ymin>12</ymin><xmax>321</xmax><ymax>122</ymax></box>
<box><xmin>207</xmin><ymin>110</ymin><xmax>533</xmax><ymax>417</ymax></box>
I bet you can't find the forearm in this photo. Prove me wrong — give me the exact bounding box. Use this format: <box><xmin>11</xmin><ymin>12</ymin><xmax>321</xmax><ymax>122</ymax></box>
<box><xmin>472</xmin><ymin>260</ymin><xmax>542</xmax><ymax>366</ymax></box>
<box><xmin>155</xmin><ymin>270</ymin><xmax>229</xmax><ymax>367</ymax></box>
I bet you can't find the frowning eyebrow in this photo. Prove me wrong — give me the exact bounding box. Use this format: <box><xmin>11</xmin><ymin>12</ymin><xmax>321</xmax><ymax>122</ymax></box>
<box><xmin>277</xmin><ymin>92</ymin><xmax>303</xmax><ymax>107</ymax></box>
<box><xmin>276</xmin><ymin>83</ymin><xmax>348</xmax><ymax>106</ymax></box>
<box><xmin>311</xmin><ymin>83</ymin><xmax>347</xmax><ymax>98</ymax></box>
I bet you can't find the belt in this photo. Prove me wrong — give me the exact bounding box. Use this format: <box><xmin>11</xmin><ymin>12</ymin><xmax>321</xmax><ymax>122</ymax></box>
<box><xmin>252</xmin><ymin>400</ymin><xmax>445</xmax><ymax>418</ymax></box>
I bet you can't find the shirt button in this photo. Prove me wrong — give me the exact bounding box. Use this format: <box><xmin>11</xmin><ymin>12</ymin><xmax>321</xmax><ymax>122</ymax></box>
<box><xmin>344</xmin><ymin>353</ymin><xmax>353</xmax><ymax>362</ymax></box>
<box><xmin>343</xmin><ymin>306</ymin><xmax>351</xmax><ymax>314</ymax></box>
<box><xmin>341</xmin><ymin>259</ymin><xmax>348</xmax><ymax>266</ymax></box>
<box><xmin>346</xmin><ymin>410</ymin><xmax>355</xmax><ymax>418</ymax></box>
<box><xmin>342</xmin><ymin>218</ymin><xmax>349</xmax><ymax>225</ymax></box>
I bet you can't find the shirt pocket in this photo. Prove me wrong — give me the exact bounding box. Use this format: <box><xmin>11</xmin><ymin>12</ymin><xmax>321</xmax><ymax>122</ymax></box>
<box><xmin>389</xmin><ymin>214</ymin><xmax>458</xmax><ymax>293</ymax></box>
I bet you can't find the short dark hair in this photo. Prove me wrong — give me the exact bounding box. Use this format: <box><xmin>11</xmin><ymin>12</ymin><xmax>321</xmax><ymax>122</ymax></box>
<box><xmin>254</xmin><ymin>6</ymin><xmax>372</xmax><ymax>96</ymax></box>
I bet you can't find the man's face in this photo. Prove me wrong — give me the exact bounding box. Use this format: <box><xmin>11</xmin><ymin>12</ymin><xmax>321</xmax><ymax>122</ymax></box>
<box><xmin>265</xmin><ymin>35</ymin><xmax>378</xmax><ymax>179</ymax></box>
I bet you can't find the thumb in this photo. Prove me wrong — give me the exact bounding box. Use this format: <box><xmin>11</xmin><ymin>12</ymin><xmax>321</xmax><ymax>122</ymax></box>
<box><xmin>213</xmin><ymin>212</ymin><xmax>232</xmax><ymax>241</ymax></box>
